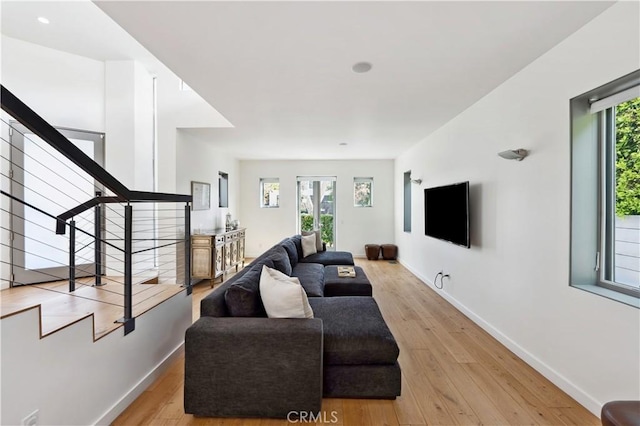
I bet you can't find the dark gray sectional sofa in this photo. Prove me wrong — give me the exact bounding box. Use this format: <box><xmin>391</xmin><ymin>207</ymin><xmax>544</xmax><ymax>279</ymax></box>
<box><xmin>185</xmin><ymin>235</ymin><xmax>401</xmax><ymax>419</ymax></box>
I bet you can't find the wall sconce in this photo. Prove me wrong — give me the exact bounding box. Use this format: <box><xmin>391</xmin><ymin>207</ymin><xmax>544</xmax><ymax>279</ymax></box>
<box><xmin>498</xmin><ymin>149</ymin><xmax>529</xmax><ymax>161</ymax></box>
<box><xmin>410</xmin><ymin>178</ymin><xmax>422</xmax><ymax>185</ymax></box>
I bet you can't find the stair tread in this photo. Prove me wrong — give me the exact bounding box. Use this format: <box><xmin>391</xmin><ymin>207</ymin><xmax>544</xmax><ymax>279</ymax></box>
<box><xmin>1</xmin><ymin>278</ymin><xmax>186</xmax><ymax>341</ymax></box>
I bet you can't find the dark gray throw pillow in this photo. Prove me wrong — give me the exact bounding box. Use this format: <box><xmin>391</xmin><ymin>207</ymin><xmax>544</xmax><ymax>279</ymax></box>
<box><xmin>224</xmin><ymin>284</ymin><xmax>267</xmax><ymax>317</ymax></box>
<box><xmin>270</xmin><ymin>246</ymin><xmax>292</xmax><ymax>276</ymax></box>
<box><xmin>281</xmin><ymin>239</ymin><xmax>299</xmax><ymax>266</ymax></box>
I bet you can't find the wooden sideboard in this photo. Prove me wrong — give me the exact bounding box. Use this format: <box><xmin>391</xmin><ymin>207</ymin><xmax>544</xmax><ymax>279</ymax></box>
<box><xmin>191</xmin><ymin>228</ymin><xmax>245</xmax><ymax>286</ymax></box>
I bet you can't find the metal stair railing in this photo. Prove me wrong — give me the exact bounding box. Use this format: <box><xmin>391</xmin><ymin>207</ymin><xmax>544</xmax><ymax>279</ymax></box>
<box><xmin>1</xmin><ymin>84</ymin><xmax>192</xmax><ymax>336</ymax></box>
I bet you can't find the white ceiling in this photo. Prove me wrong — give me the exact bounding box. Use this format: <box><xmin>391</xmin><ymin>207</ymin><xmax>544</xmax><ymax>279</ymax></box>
<box><xmin>1</xmin><ymin>1</ymin><xmax>161</xmax><ymax>70</ymax></box>
<box><xmin>3</xmin><ymin>1</ymin><xmax>613</xmax><ymax>160</ymax></box>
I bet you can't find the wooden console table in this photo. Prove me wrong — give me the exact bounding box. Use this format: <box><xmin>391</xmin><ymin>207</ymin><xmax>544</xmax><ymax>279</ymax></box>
<box><xmin>191</xmin><ymin>228</ymin><xmax>245</xmax><ymax>286</ymax></box>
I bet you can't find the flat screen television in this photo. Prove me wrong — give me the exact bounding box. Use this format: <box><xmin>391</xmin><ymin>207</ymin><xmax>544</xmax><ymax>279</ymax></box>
<box><xmin>424</xmin><ymin>181</ymin><xmax>470</xmax><ymax>248</ymax></box>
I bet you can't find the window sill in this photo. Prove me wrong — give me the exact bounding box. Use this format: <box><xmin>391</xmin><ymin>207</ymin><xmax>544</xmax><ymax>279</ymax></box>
<box><xmin>571</xmin><ymin>284</ymin><xmax>640</xmax><ymax>309</ymax></box>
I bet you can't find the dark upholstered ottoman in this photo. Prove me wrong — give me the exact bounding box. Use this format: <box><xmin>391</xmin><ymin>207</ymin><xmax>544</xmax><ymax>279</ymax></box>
<box><xmin>323</xmin><ymin>265</ymin><xmax>373</xmax><ymax>297</ymax></box>
<box><xmin>381</xmin><ymin>244</ymin><xmax>398</xmax><ymax>260</ymax></box>
<box><xmin>309</xmin><ymin>297</ymin><xmax>401</xmax><ymax>399</ymax></box>
<box><xmin>365</xmin><ymin>244</ymin><xmax>380</xmax><ymax>260</ymax></box>
<box><xmin>298</xmin><ymin>250</ymin><xmax>354</xmax><ymax>265</ymax></box>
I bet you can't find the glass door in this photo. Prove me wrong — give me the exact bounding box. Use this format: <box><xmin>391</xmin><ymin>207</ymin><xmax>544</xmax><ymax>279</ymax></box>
<box><xmin>297</xmin><ymin>177</ymin><xmax>336</xmax><ymax>250</ymax></box>
<box><xmin>10</xmin><ymin>123</ymin><xmax>105</xmax><ymax>285</ymax></box>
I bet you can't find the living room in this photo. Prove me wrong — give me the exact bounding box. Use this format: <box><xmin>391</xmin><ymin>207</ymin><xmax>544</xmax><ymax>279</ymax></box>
<box><xmin>1</xmin><ymin>1</ymin><xmax>639</xmax><ymax>425</ymax></box>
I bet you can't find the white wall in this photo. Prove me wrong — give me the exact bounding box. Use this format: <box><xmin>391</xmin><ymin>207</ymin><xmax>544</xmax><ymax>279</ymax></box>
<box><xmin>240</xmin><ymin>160</ymin><xmax>394</xmax><ymax>257</ymax></box>
<box><xmin>394</xmin><ymin>2</ymin><xmax>640</xmax><ymax>415</ymax></box>
<box><xmin>0</xmin><ymin>36</ymin><xmax>106</xmax><ymax>132</ymax></box>
<box><xmin>176</xmin><ymin>131</ymin><xmax>239</xmax><ymax>232</ymax></box>
<box><xmin>0</xmin><ymin>292</ymin><xmax>191</xmax><ymax>426</ymax></box>
<box><xmin>154</xmin><ymin>66</ymin><xmax>232</xmax><ymax>196</ymax></box>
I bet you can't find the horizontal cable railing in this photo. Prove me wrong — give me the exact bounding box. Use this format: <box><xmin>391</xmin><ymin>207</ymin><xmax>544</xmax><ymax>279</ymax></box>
<box><xmin>1</xmin><ymin>84</ymin><xmax>192</xmax><ymax>336</ymax></box>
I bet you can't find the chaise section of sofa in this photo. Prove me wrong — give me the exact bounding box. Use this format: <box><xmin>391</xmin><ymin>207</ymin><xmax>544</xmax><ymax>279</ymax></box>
<box><xmin>184</xmin><ymin>316</ymin><xmax>323</xmax><ymax>418</ymax></box>
<box><xmin>309</xmin><ymin>297</ymin><xmax>401</xmax><ymax>398</ymax></box>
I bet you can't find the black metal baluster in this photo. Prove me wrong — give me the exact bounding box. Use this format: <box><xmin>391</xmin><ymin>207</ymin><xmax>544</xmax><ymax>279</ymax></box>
<box><xmin>118</xmin><ymin>204</ymin><xmax>135</xmax><ymax>335</ymax></box>
<box><xmin>69</xmin><ymin>219</ymin><xmax>76</xmax><ymax>292</ymax></box>
<box><xmin>184</xmin><ymin>203</ymin><xmax>192</xmax><ymax>295</ymax></box>
<box><xmin>94</xmin><ymin>191</ymin><xmax>103</xmax><ymax>286</ymax></box>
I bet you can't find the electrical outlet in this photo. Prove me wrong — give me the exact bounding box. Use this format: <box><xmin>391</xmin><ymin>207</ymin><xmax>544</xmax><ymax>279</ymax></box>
<box><xmin>22</xmin><ymin>409</ymin><xmax>39</xmax><ymax>426</ymax></box>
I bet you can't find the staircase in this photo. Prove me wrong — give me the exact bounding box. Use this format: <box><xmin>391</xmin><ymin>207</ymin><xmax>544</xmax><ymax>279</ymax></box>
<box><xmin>0</xmin><ymin>84</ymin><xmax>193</xmax><ymax>337</ymax></box>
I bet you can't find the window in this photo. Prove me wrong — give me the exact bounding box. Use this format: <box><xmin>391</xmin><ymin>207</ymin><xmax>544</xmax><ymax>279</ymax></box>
<box><xmin>404</xmin><ymin>171</ymin><xmax>412</xmax><ymax>232</ymax></box>
<box><xmin>570</xmin><ymin>70</ymin><xmax>639</xmax><ymax>308</ymax></box>
<box><xmin>219</xmin><ymin>172</ymin><xmax>228</xmax><ymax>208</ymax></box>
<box><xmin>354</xmin><ymin>177</ymin><xmax>373</xmax><ymax>207</ymax></box>
<box><xmin>260</xmin><ymin>178</ymin><xmax>280</xmax><ymax>208</ymax></box>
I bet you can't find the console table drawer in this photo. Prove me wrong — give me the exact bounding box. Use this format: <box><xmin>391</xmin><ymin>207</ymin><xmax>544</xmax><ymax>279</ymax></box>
<box><xmin>192</xmin><ymin>236</ymin><xmax>212</xmax><ymax>247</ymax></box>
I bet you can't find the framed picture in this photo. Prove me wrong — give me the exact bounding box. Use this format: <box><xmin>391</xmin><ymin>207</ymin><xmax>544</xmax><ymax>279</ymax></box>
<box><xmin>191</xmin><ymin>181</ymin><xmax>211</xmax><ymax>211</ymax></box>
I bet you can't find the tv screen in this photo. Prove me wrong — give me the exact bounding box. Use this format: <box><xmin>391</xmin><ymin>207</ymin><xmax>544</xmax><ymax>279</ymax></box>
<box><xmin>424</xmin><ymin>181</ymin><xmax>470</xmax><ymax>248</ymax></box>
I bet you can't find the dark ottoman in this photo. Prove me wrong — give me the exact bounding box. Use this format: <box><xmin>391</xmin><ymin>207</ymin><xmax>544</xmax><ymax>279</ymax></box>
<box><xmin>323</xmin><ymin>265</ymin><xmax>373</xmax><ymax>297</ymax></box>
<box><xmin>601</xmin><ymin>401</ymin><xmax>640</xmax><ymax>426</ymax></box>
<box><xmin>381</xmin><ymin>244</ymin><xmax>397</xmax><ymax>260</ymax></box>
<box><xmin>365</xmin><ymin>244</ymin><xmax>380</xmax><ymax>260</ymax></box>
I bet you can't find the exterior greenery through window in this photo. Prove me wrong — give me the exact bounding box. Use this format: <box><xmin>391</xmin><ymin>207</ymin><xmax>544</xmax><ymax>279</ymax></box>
<box><xmin>615</xmin><ymin>98</ymin><xmax>640</xmax><ymax>217</ymax></box>
<box><xmin>260</xmin><ymin>178</ymin><xmax>279</xmax><ymax>208</ymax></box>
<box><xmin>605</xmin><ymin>96</ymin><xmax>640</xmax><ymax>291</ymax></box>
<box><xmin>298</xmin><ymin>178</ymin><xmax>335</xmax><ymax>247</ymax></box>
<box><xmin>300</xmin><ymin>214</ymin><xmax>333</xmax><ymax>247</ymax></box>
<box><xmin>354</xmin><ymin>177</ymin><xmax>373</xmax><ymax>207</ymax></box>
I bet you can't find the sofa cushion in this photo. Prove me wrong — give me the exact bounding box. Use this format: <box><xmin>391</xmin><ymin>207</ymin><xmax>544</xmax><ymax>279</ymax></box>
<box><xmin>298</xmin><ymin>250</ymin><xmax>354</xmax><ymax>266</ymax></box>
<box><xmin>224</xmin><ymin>267</ymin><xmax>267</xmax><ymax>317</ymax></box>
<box><xmin>269</xmin><ymin>246</ymin><xmax>292</xmax><ymax>276</ymax></box>
<box><xmin>260</xmin><ymin>266</ymin><xmax>314</xmax><ymax>319</ymax></box>
<box><xmin>308</xmin><ymin>297</ymin><xmax>399</xmax><ymax>366</ymax></box>
<box><xmin>224</xmin><ymin>283</ymin><xmax>266</xmax><ymax>317</ymax></box>
<box><xmin>291</xmin><ymin>263</ymin><xmax>325</xmax><ymax>297</ymax></box>
<box><xmin>280</xmin><ymin>239</ymin><xmax>299</xmax><ymax>266</ymax></box>
<box><xmin>291</xmin><ymin>235</ymin><xmax>304</xmax><ymax>260</ymax></box>
<box><xmin>301</xmin><ymin>234</ymin><xmax>317</xmax><ymax>257</ymax></box>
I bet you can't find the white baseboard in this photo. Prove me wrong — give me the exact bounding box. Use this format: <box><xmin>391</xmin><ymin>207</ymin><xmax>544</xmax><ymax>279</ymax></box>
<box><xmin>397</xmin><ymin>257</ymin><xmax>602</xmax><ymax>418</ymax></box>
<box><xmin>95</xmin><ymin>341</ymin><xmax>185</xmax><ymax>425</ymax></box>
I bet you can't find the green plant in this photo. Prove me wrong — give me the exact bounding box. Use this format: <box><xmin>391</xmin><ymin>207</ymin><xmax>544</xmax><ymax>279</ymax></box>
<box><xmin>615</xmin><ymin>97</ymin><xmax>640</xmax><ymax>216</ymax></box>
<box><xmin>300</xmin><ymin>214</ymin><xmax>314</xmax><ymax>232</ymax></box>
<box><xmin>320</xmin><ymin>214</ymin><xmax>334</xmax><ymax>247</ymax></box>
<box><xmin>299</xmin><ymin>214</ymin><xmax>334</xmax><ymax>246</ymax></box>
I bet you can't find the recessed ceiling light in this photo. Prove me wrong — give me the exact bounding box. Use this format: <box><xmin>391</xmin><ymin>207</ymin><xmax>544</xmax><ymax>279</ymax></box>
<box><xmin>352</xmin><ymin>62</ymin><xmax>372</xmax><ymax>74</ymax></box>
<box><xmin>37</xmin><ymin>17</ymin><xmax>50</xmax><ymax>24</ymax></box>
<box><xmin>339</xmin><ymin>142</ymin><xmax>348</xmax><ymax>146</ymax></box>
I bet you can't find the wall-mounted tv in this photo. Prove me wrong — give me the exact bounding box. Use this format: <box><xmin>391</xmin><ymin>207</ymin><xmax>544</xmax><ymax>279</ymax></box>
<box><xmin>424</xmin><ymin>181</ymin><xmax>470</xmax><ymax>248</ymax></box>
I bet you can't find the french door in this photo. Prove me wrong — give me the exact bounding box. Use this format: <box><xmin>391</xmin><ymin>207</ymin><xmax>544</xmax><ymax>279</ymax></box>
<box><xmin>10</xmin><ymin>123</ymin><xmax>105</xmax><ymax>285</ymax></box>
<box><xmin>297</xmin><ymin>176</ymin><xmax>336</xmax><ymax>250</ymax></box>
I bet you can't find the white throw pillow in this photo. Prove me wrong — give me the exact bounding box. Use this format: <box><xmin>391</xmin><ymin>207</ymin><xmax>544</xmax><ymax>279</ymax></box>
<box><xmin>259</xmin><ymin>265</ymin><xmax>313</xmax><ymax>319</ymax></box>
<box><xmin>302</xmin><ymin>230</ymin><xmax>323</xmax><ymax>252</ymax></box>
<box><xmin>301</xmin><ymin>233</ymin><xmax>318</xmax><ymax>258</ymax></box>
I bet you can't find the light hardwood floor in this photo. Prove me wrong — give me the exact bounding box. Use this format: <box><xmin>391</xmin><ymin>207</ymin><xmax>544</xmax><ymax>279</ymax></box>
<box><xmin>113</xmin><ymin>259</ymin><xmax>599</xmax><ymax>426</ymax></box>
